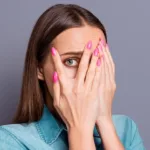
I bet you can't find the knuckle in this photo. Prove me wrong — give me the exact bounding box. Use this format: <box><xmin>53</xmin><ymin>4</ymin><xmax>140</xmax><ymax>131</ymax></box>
<box><xmin>72</xmin><ymin>86</ymin><xmax>79</xmax><ymax>94</ymax></box>
<box><xmin>72</xmin><ymin>88</ymin><xmax>78</xmax><ymax>95</ymax></box>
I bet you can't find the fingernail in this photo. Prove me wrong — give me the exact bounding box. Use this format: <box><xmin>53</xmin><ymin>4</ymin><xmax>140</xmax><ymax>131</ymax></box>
<box><xmin>53</xmin><ymin>72</ymin><xmax>58</xmax><ymax>83</ymax></box>
<box><xmin>100</xmin><ymin>39</ymin><xmax>106</xmax><ymax>47</ymax></box>
<box><xmin>97</xmin><ymin>58</ymin><xmax>101</xmax><ymax>66</ymax></box>
<box><xmin>98</xmin><ymin>44</ymin><xmax>102</xmax><ymax>51</ymax></box>
<box><xmin>93</xmin><ymin>48</ymin><xmax>99</xmax><ymax>56</ymax></box>
<box><xmin>51</xmin><ymin>47</ymin><xmax>56</xmax><ymax>56</ymax></box>
<box><xmin>86</xmin><ymin>41</ymin><xmax>92</xmax><ymax>50</ymax></box>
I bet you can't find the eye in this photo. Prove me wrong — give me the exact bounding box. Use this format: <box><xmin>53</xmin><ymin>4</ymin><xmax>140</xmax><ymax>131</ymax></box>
<box><xmin>64</xmin><ymin>58</ymin><xmax>79</xmax><ymax>67</ymax></box>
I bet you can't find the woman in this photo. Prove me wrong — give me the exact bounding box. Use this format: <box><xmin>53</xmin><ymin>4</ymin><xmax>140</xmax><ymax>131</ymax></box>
<box><xmin>0</xmin><ymin>4</ymin><xmax>145</xmax><ymax>150</ymax></box>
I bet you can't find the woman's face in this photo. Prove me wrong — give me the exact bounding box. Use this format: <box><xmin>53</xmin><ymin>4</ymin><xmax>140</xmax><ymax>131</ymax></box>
<box><xmin>38</xmin><ymin>25</ymin><xmax>106</xmax><ymax>99</ymax></box>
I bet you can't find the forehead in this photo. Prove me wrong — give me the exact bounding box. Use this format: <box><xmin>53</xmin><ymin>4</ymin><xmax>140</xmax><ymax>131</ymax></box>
<box><xmin>52</xmin><ymin>25</ymin><xmax>106</xmax><ymax>54</ymax></box>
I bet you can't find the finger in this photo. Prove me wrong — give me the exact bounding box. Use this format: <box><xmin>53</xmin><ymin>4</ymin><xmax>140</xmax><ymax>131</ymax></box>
<box><xmin>100</xmin><ymin>41</ymin><xmax>111</xmax><ymax>85</ymax></box>
<box><xmin>92</xmin><ymin>56</ymin><xmax>102</xmax><ymax>90</ymax></box>
<box><xmin>105</xmin><ymin>44</ymin><xmax>115</xmax><ymax>80</ymax></box>
<box><xmin>99</xmin><ymin>41</ymin><xmax>109</xmax><ymax>85</ymax></box>
<box><xmin>98</xmin><ymin>41</ymin><xmax>104</xmax><ymax>58</ymax></box>
<box><xmin>92</xmin><ymin>42</ymin><xmax>104</xmax><ymax>89</ymax></box>
<box><xmin>105</xmin><ymin>44</ymin><xmax>113</xmax><ymax>73</ymax></box>
<box><xmin>85</xmin><ymin>47</ymin><xmax>99</xmax><ymax>90</ymax></box>
<box><xmin>100</xmin><ymin>47</ymin><xmax>105</xmax><ymax>86</ymax></box>
<box><xmin>75</xmin><ymin>40</ymin><xmax>93</xmax><ymax>86</ymax></box>
<box><xmin>50</xmin><ymin>47</ymin><xmax>66</xmax><ymax>87</ymax></box>
<box><xmin>89</xmin><ymin>38</ymin><xmax>102</xmax><ymax>90</ymax></box>
<box><xmin>52</xmin><ymin>71</ymin><xmax>60</xmax><ymax>107</ymax></box>
<box><xmin>52</xmin><ymin>72</ymin><xmax>66</xmax><ymax>124</ymax></box>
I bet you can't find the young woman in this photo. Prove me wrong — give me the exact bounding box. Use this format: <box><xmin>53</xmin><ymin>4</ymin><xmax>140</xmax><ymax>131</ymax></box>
<box><xmin>0</xmin><ymin>4</ymin><xmax>145</xmax><ymax>150</ymax></box>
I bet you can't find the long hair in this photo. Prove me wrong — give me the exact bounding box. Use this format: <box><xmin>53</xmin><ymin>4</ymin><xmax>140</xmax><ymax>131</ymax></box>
<box><xmin>13</xmin><ymin>4</ymin><xmax>107</xmax><ymax>128</ymax></box>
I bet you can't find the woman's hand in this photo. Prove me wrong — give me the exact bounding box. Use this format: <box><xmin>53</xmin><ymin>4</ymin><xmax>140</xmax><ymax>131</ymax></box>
<box><xmin>96</xmin><ymin>40</ymin><xmax>116</xmax><ymax>123</ymax></box>
<box><xmin>51</xmin><ymin>40</ymin><xmax>102</xmax><ymax>132</ymax></box>
<box><xmin>88</xmin><ymin>40</ymin><xmax>123</xmax><ymax>150</ymax></box>
<box><xmin>50</xmin><ymin>40</ymin><xmax>103</xmax><ymax>150</ymax></box>
<box><xmin>96</xmin><ymin>41</ymin><xmax>124</xmax><ymax>150</ymax></box>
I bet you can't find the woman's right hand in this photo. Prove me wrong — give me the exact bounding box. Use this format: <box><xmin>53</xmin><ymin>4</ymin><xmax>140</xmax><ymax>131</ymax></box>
<box><xmin>51</xmin><ymin>40</ymin><xmax>103</xmax><ymax>133</ymax></box>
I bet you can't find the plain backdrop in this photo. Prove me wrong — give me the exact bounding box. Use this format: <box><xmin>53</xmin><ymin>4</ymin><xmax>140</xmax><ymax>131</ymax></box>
<box><xmin>0</xmin><ymin>0</ymin><xmax>149</xmax><ymax>149</ymax></box>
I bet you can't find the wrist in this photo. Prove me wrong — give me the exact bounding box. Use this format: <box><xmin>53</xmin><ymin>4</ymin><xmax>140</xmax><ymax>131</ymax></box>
<box><xmin>96</xmin><ymin>115</ymin><xmax>112</xmax><ymax>125</ymax></box>
<box><xmin>68</xmin><ymin>125</ymin><xmax>94</xmax><ymax>136</ymax></box>
<box><xmin>66</xmin><ymin>122</ymin><xmax>95</xmax><ymax>134</ymax></box>
<box><xmin>68</xmin><ymin>126</ymin><xmax>95</xmax><ymax>150</ymax></box>
<box><xmin>96</xmin><ymin>117</ymin><xmax>115</xmax><ymax>136</ymax></box>
<box><xmin>96</xmin><ymin>117</ymin><xmax>124</xmax><ymax>150</ymax></box>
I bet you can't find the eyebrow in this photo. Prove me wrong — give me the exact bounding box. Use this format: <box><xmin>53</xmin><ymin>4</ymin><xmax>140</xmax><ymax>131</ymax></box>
<box><xmin>60</xmin><ymin>51</ymin><xmax>83</xmax><ymax>56</ymax></box>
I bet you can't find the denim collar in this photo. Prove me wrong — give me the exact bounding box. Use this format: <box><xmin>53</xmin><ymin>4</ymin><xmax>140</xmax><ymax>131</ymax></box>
<box><xmin>35</xmin><ymin>104</ymin><xmax>101</xmax><ymax>145</ymax></box>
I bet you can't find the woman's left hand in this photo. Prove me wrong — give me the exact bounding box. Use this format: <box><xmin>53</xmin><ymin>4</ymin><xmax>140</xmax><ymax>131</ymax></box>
<box><xmin>96</xmin><ymin>39</ymin><xmax>116</xmax><ymax>124</ymax></box>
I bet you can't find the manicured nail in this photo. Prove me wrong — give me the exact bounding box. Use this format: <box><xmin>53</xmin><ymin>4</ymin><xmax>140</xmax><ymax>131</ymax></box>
<box><xmin>93</xmin><ymin>48</ymin><xmax>99</xmax><ymax>56</ymax></box>
<box><xmin>100</xmin><ymin>39</ymin><xmax>106</xmax><ymax>47</ymax></box>
<box><xmin>53</xmin><ymin>72</ymin><xmax>58</xmax><ymax>83</ymax></box>
<box><xmin>51</xmin><ymin>47</ymin><xmax>56</xmax><ymax>56</ymax></box>
<box><xmin>97</xmin><ymin>58</ymin><xmax>101</xmax><ymax>66</ymax></box>
<box><xmin>86</xmin><ymin>41</ymin><xmax>92</xmax><ymax>50</ymax></box>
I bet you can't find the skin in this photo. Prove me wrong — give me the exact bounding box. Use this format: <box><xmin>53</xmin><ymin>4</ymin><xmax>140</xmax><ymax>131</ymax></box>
<box><xmin>37</xmin><ymin>25</ymin><xmax>124</xmax><ymax>150</ymax></box>
<box><xmin>38</xmin><ymin>26</ymin><xmax>105</xmax><ymax>96</ymax></box>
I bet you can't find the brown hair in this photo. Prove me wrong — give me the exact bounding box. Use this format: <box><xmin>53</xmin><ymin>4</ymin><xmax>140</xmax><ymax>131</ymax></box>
<box><xmin>13</xmin><ymin>4</ymin><xmax>107</xmax><ymax>124</ymax></box>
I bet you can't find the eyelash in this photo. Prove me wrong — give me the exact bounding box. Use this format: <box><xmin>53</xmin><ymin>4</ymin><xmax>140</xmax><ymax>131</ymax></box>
<box><xmin>63</xmin><ymin>57</ymin><xmax>80</xmax><ymax>68</ymax></box>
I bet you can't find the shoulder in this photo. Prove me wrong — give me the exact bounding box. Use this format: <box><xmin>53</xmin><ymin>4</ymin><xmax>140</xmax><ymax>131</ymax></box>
<box><xmin>111</xmin><ymin>114</ymin><xmax>136</xmax><ymax>140</ymax></box>
<box><xmin>112</xmin><ymin>114</ymin><xmax>137</xmax><ymax>131</ymax></box>
<box><xmin>0</xmin><ymin>124</ymin><xmax>26</xmax><ymax>149</ymax></box>
<box><xmin>112</xmin><ymin>114</ymin><xmax>140</xmax><ymax>138</ymax></box>
<box><xmin>0</xmin><ymin>122</ymin><xmax>39</xmax><ymax>149</ymax></box>
<box><xmin>112</xmin><ymin>114</ymin><xmax>145</xmax><ymax>149</ymax></box>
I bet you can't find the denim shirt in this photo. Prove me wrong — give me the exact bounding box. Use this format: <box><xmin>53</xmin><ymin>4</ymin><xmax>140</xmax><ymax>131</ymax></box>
<box><xmin>0</xmin><ymin>105</ymin><xmax>146</xmax><ymax>150</ymax></box>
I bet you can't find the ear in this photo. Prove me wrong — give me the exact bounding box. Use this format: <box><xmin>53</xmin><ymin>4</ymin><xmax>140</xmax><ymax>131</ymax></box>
<box><xmin>37</xmin><ymin>67</ymin><xmax>45</xmax><ymax>81</ymax></box>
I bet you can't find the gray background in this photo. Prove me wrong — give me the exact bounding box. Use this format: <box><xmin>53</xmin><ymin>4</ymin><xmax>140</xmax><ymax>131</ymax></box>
<box><xmin>0</xmin><ymin>0</ymin><xmax>149</xmax><ymax>149</ymax></box>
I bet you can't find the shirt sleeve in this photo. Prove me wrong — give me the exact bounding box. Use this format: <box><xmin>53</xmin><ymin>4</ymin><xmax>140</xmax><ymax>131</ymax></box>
<box><xmin>126</xmin><ymin>119</ymin><xmax>146</xmax><ymax>150</ymax></box>
<box><xmin>0</xmin><ymin>126</ymin><xmax>26</xmax><ymax>150</ymax></box>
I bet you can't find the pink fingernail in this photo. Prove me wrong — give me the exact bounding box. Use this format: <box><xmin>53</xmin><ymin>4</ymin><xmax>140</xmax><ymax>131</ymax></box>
<box><xmin>86</xmin><ymin>41</ymin><xmax>92</xmax><ymax>50</ymax></box>
<box><xmin>97</xmin><ymin>58</ymin><xmax>101</xmax><ymax>66</ymax></box>
<box><xmin>93</xmin><ymin>48</ymin><xmax>99</xmax><ymax>56</ymax></box>
<box><xmin>53</xmin><ymin>72</ymin><xmax>58</xmax><ymax>83</ymax></box>
<box><xmin>51</xmin><ymin>47</ymin><xmax>56</xmax><ymax>56</ymax></box>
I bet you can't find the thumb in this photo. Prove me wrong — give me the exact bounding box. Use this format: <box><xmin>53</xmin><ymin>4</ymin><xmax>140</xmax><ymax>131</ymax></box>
<box><xmin>52</xmin><ymin>71</ymin><xmax>60</xmax><ymax>107</ymax></box>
